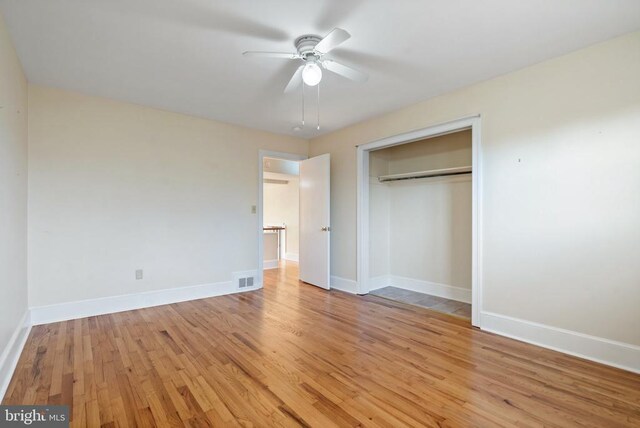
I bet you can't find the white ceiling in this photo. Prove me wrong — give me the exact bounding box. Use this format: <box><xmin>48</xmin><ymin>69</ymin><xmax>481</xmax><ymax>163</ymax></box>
<box><xmin>2</xmin><ymin>0</ymin><xmax>639</xmax><ymax>138</ymax></box>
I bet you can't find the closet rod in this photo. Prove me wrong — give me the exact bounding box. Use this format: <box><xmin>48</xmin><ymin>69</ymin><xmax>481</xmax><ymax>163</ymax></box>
<box><xmin>378</xmin><ymin>165</ymin><xmax>472</xmax><ymax>182</ymax></box>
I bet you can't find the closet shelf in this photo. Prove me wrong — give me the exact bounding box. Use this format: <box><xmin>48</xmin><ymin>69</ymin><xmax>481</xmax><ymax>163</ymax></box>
<box><xmin>378</xmin><ymin>165</ymin><xmax>472</xmax><ymax>182</ymax></box>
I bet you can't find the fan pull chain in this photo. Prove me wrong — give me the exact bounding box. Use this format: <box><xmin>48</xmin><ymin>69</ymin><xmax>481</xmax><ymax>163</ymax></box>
<box><xmin>301</xmin><ymin>83</ymin><xmax>305</xmax><ymax>127</ymax></box>
<box><xmin>317</xmin><ymin>82</ymin><xmax>320</xmax><ymax>130</ymax></box>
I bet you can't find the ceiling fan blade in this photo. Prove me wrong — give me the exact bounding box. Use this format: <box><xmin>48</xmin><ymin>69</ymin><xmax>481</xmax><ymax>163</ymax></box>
<box><xmin>323</xmin><ymin>60</ymin><xmax>369</xmax><ymax>83</ymax></box>
<box><xmin>243</xmin><ymin>51</ymin><xmax>300</xmax><ymax>59</ymax></box>
<box><xmin>314</xmin><ymin>28</ymin><xmax>351</xmax><ymax>54</ymax></box>
<box><xmin>284</xmin><ymin>65</ymin><xmax>304</xmax><ymax>93</ymax></box>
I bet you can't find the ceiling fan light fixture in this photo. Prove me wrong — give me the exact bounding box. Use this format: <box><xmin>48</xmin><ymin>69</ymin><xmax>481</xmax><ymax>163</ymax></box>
<box><xmin>302</xmin><ymin>62</ymin><xmax>322</xmax><ymax>86</ymax></box>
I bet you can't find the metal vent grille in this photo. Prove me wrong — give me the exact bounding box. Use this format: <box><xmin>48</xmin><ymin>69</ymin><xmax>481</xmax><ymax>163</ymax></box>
<box><xmin>237</xmin><ymin>276</ymin><xmax>257</xmax><ymax>289</ymax></box>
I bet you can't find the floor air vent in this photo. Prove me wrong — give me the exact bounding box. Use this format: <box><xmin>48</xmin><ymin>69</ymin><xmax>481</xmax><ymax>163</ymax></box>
<box><xmin>234</xmin><ymin>270</ymin><xmax>258</xmax><ymax>290</ymax></box>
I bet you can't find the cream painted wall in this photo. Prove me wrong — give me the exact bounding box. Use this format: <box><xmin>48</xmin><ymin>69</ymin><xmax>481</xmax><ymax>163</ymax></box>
<box><xmin>386</xmin><ymin>130</ymin><xmax>472</xmax><ymax>174</ymax></box>
<box><xmin>311</xmin><ymin>32</ymin><xmax>640</xmax><ymax>345</ymax></box>
<box><xmin>389</xmin><ymin>176</ymin><xmax>472</xmax><ymax>289</ymax></box>
<box><xmin>0</xmin><ymin>13</ymin><xmax>28</xmax><ymax>355</ymax></box>
<box><xmin>28</xmin><ymin>85</ymin><xmax>308</xmax><ymax>307</ymax></box>
<box><xmin>263</xmin><ymin>174</ymin><xmax>299</xmax><ymax>260</ymax></box>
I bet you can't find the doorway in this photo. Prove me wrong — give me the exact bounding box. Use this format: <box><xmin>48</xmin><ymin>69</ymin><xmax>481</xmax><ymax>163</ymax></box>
<box><xmin>257</xmin><ymin>150</ymin><xmax>331</xmax><ymax>290</ymax></box>
<box><xmin>356</xmin><ymin>116</ymin><xmax>482</xmax><ymax>327</ymax></box>
<box><xmin>263</xmin><ymin>156</ymin><xmax>301</xmax><ymax>283</ymax></box>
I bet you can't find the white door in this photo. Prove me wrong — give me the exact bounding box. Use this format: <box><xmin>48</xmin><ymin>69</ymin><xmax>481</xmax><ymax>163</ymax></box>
<box><xmin>299</xmin><ymin>154</ymin><xmax>331</xmax><ymax>289</ymax></box>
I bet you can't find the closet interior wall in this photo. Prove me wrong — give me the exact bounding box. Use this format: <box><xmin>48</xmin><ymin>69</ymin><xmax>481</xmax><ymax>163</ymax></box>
<box><xmin>368</xmin><ymin>130</ymin><xmax>473</xmax><ymax>302</ymax></box>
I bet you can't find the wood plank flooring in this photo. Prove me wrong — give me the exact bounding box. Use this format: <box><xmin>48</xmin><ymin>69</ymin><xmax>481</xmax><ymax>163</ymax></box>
<box><xmin>4</xmin><ymin>261</ymin><xmax>640</xmax><ymax>427</ymax></box>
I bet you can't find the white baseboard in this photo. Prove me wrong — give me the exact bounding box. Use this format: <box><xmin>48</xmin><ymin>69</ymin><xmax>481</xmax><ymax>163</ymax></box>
<box><xmin>0</xmin><ymin>310</ymin><xmax>31</xmax><ymax>401</ymax></box>
<box><xmin>30</xmin><ymin>280</ymin><xmax>243</xmax><ymax>326</ymax></box>
<box><xmin>387</xmin><ymin>275</ymin><xmax>472</xmax><ymax>304</ymax></box>
<box><xmin>330</xmin><ymin>276</ymin><xmax>358</xmax><ymax>294</ymax></box>
<box><xmin>284</xmin><ymin>253</ymin><xmax>299</xmax><ymax>262</ymax></box>
<box><xmin>368</xmin><ymin>275</ymin><xmax>391</xmax><ymax>291</ymax></box>
<box><xmin>481</xmin><ymin>311</ymin><xmax>640</xmax><ymax>374</ymax></box>
<box><xmin>263</xmin><ymin>259</ymin><xmax>278</xmax><ymax>269</ymax></box>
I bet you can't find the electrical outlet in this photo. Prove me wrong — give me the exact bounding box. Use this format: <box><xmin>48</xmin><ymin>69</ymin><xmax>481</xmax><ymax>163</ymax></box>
<box><xmin>135</xmin><ymin>269</ymin><xmax>143</xmax><ymax>280</ymax></box>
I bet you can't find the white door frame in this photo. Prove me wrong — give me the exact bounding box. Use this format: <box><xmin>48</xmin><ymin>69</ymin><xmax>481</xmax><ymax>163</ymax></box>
<box><xmin>356</xmin><ymin>115</ymin><xmax>483</xmax><ymax>327</ymax></box>
<box><xmin>258</xmin><ymin>150</ymin><xmax>307</xmax><ymax>287</ymax></box>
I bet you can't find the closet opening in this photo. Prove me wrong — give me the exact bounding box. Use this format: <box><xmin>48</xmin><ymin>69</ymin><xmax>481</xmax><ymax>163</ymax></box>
<box><xmin>357</xmin><ymin>116</ymin><xmax>482</xmax><ymax>327</ymax></box>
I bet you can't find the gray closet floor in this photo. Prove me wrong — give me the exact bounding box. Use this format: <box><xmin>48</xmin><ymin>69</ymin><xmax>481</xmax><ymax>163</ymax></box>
<box><xmin>370</xmin><ymin>286</ymin><xmax>471</xmax><ymax>319</ymax></box>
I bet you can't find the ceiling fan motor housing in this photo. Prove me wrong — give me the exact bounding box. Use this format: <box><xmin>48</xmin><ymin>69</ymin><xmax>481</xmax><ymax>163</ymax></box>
<box><xmin>244</xmin><ymin>28</ymin><xmax>367</xmax><ymax>94</ymax></box>
<box><xmin>295</xmin><ymin>35</ymin><xmax>322</xmax><ymax>59</ymax></box>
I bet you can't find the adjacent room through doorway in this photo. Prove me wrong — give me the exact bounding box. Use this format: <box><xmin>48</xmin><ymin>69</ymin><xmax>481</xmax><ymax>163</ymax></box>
<box><xmin>262</xmin><ymin>157</ymin><xmax>300</xmax><ymax>276</ymax></box>
<box><xmin>259</xmin><ymin>153</ymin><xmax>332</xmax><ymax>291</ymax></box>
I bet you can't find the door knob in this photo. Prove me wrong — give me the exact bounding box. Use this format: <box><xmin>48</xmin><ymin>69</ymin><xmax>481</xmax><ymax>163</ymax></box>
<box><xmin>321</xmin><ymin>226</ymin><xmax>331</xmax><ymax>232</ymax></box>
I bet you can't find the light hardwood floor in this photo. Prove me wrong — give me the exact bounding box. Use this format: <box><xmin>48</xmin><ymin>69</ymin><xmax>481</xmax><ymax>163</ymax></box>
<box><xmin>4</xmin><ymin>261</ymin><xmax>640</xmax><ymax>427</ymax></box>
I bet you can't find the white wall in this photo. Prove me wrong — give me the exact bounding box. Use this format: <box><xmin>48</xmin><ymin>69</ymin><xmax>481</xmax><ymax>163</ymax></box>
<box><xmin>263</xmin><ymin>173</ymin><xmax>299</xmax><ymax>261</ymax></box>
<box><xmin>263</xmin><ymin>233</ymin><xmax>279</xmax><ymax>262</ymax></box>
<box><xmin>311</xmin><ymin>32</ymin><xmax>640</xmax><ymax>347</ymax></box>
<box><xmin>264</xmin><ymin>158</ymin><xmax>299</xmax><ymax>176</ymax></box>
<box><xmin>0</xmin><ymin>11</ymin><xmax>28</xmax><ymax>392</ymax></box>
<box><xmin>28</xmin><ymin>85</ymin><xmax>308</xmax><ymax>307</ymax></box>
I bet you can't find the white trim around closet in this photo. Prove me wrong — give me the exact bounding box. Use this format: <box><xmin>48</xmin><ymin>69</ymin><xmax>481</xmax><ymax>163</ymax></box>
<box><xmin>356</xmin><ymin>115</ymin><xmax>483</xmax><ymax>327</ymax></box>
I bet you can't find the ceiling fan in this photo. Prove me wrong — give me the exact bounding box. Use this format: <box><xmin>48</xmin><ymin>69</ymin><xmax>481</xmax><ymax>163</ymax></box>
<box><xmin>243</xmin><ymin>28</ymin><xmax>369</xmax><ymax>92</ymax></box>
